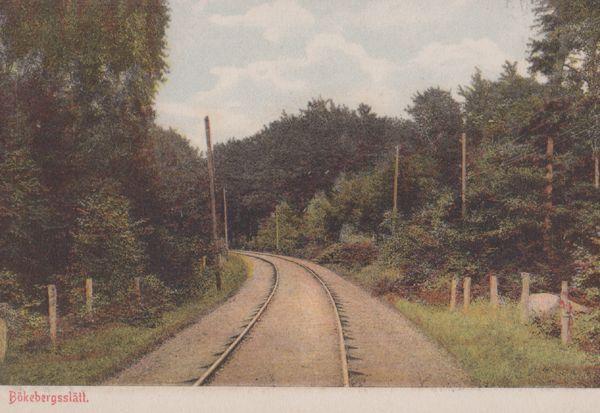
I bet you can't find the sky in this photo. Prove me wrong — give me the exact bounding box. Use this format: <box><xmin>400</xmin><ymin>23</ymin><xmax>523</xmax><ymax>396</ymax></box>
<box><xmin>155</xmin><ymin>0</ymin><xmax>537</xmax><ymax>149</ymax></box>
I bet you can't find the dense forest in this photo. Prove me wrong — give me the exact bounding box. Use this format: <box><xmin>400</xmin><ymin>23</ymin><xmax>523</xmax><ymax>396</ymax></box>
<box><xmin>0</xmin><ymin>1</ymin><xmax>218</xmax><ymax>322</ymax></box>
<box><xmin>0</xmin><ymin>0</ymin><xmax>598</xmax><ymax>330</ymax></box>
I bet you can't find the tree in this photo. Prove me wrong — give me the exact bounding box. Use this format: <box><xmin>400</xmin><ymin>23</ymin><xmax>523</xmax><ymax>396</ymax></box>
<box><xmin>251</xmin><ymin>202</ymin><xmax>303</xmax><ymax>254</ymax></box>
<box><xmin>68</xmin><ymin>188</ymin><xmax>145</xmax><ymax>301</ymax></box>
<box><xmin>405</xmin><ymin>87</ymin><xmax>463</xmax><ymax>186</ymax></box>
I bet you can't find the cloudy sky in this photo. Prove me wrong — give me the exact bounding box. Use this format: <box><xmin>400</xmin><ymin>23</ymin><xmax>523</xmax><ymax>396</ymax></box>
<box><xmin>156</xmin><ymin>0</ymin><xmax>537</xmax><ymax>149</ymax></box>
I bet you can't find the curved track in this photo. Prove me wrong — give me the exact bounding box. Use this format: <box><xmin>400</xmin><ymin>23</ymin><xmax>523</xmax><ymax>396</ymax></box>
<box><xmin>253</xmin><ymin>251</ymin><xmax>350</xmax><ymax>387</ymax></box>
<box><xmin>193</xmin><ymin>252</ymin><xmax>279</xmax><ymax>386</ymax></box>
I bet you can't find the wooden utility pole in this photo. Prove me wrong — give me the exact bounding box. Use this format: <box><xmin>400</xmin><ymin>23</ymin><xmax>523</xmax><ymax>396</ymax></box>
<box><xmin>134</xmin><ymin>277</ymin><xmax>142</xmax><ymax>306</ymax></box>
<box><xmin>275</xmin><ymin>206</ymin><xmax>280</xmax><ymax>252</ymax></box>
<box><xmin>204</xmin><ymin>116</ymin><xmax>222</xmax><ymax>290</ymax></box>
<box><xmin>461</xmin><ymin>133</ymin><xmax>467</xmax><ymax>219</ymax></box>
<box><xmin>393</xmin><ymin>145</ymin><xmax>400</xmax><ymax>214</ymax></box>
<box><xmin>543</xmin><ymin>135</ymin><xmax>554</xmax><ymax>258</ymax></box>
<box><xmin>223</xmin><ymin>188</ymin><xmax>229</xmax><ymax>251</ymax></box>
<box><xmin>594</xmin><ymin>149</ymin><xmax>599</xmax><ymax>189</ymax></box>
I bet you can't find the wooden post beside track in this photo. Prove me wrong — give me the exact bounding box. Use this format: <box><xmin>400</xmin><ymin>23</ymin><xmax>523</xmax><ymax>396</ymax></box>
<box><xmin>48</xmin><ymin>284</ymin><xmax>58</xmax><ymax>348</ymax></box>
<box><xmin>450</xmin><ymin>277</ymin><xmax>457</xmax><ymax>311</ymax></box>
<box><xmin>490</xmin><ymin>274</ymin><xmax>499</xmax><ymax>309</ymax></box>
<box><xmin>520</xmin><ymin>272</ymin><xmax>530</xmax><ymax>324</ymax></box>
<box><xmin>560</xmin><ymin>281</ymin><xmax>572</xmax><ymax>345</ymax></box>
<box><xmin>0</xmin><ymin>318</ymin><xmax>7</xmax><ymax>363</ymax></box>
<box><xmin>463</xmin><ymin>277</ymin><xmax>471</xmax><ymax>311</ymax></box>
<box><xmin>85</xmin><ymin>278</ymin><xmax>93</xmax><ymax>316</ymax></box>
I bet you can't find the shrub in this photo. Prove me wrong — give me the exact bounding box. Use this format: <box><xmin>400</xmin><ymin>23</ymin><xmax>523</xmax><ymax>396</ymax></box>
<box><xmin>316</xmin><ymin>242</ymin><xmax>378</xmax><ymax>268</ymax></box>
<box><xmin>573</xmin><ymin>309</ymin><xmax>600</xmax><ymax>355</ymax></box>
<box><xmin>139</xmin><ymin>274</ymin><xmax>175</xmax><ymax>316</ymax></box>
<box><xmin>114</xmin><ymin>275</ymin><xmax>175</xmax><ymax>327</ymax></box>
<box><xmin>68</xmin><ymin>189</ymin><xmax>146</xmax><ymax>309</ymax></box>
<box><xmin>0</xmin><ymin>271</ymin><xmax>27</xmax><ymax>307</ymax></box>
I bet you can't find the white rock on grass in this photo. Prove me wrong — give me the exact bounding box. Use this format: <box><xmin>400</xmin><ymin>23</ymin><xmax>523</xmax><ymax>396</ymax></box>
<box><xmin>528</xmin><ymin>293</ymin><xmax>590</xmax><ymax>317</ymax></box>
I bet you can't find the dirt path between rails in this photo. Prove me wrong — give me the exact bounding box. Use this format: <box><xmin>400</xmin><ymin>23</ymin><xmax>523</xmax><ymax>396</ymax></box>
<box><xmin>209</xmin><ymin>255</ymin><xmax>342</xmax><ymax>386</ymax></box>
<box><xmin>106</xmin><ymin>256</ymin><xmax>274</xmax><ymax>385</ymax></box>
<box><xmin>263</xmin><ymin>253</ymin><xmax>470</xmax><ymax>387</ymax></box>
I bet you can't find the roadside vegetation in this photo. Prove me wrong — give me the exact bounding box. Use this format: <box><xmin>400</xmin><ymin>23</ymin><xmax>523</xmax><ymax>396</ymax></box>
<box><xmin>0</xmin><ymin>256</ymin><xmax>248</xmax><ymax>385</ymax></box>
<box><xmin>395</xmin><ymin>301</ymin><xmax>600</xmax><ymax>387</ymax></box>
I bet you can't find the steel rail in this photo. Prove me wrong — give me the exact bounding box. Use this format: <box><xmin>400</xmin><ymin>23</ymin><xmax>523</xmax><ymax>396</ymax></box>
<box><xmin>193</xmin><ymin>251</ymin><xmax>279</xmax><ymax>386</ymax></box>
<box><xmin>252</xmin><ymin>251</ymin><xmax>350</xmax><ymax>387</ymax></box>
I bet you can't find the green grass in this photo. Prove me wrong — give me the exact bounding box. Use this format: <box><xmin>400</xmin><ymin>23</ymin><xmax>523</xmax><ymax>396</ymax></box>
<box><xmin>396</xmin><ymin>299</ymin><xmax>600</xmax><ymax>387</ymax></box>
<box><xmin>0</xmin><ymin>255</ymin><xmax>249</xmax><ymax>385</ymax></box>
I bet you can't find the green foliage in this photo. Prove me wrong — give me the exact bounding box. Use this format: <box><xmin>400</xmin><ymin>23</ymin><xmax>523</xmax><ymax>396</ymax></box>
<box><xmin>250</xmin><ymin>201</ymin><xmax>303</xmax><ymax>254</ymax></box>
<box><xmin>329</xmin><ymin>168</ymin><xmax>391</xmax><ymax>237</ymax></box>
<box><xmin>572</xmin><ymin>241</ymin><xmax>600</xmax><ymax>296</ymax></box>
<box><xmin>406</xmin><ymin>87</ymin><xmax>463</xmax><ymax>184</ymax></box>
<box><xmin>0</xmin><ymin>271</ymin><xmax>27</xmax><ymax>307</ymax></box>
<box><xmin>303</xmin><ymin>192</ymin><xmax>335</xmax><ymax>245</ymax></box>
<box><xmin>68</xmin><ymin>189</ymin><xmax>145</xmax><ymax>303</ymax></box>
<box><xmin>573</xmin><ymin>309</ymin><xmax>600</xmax><ymax>354</ymax></box>
<box><xmin>316</xmin><ymin>242</ymin><xmax>378</xmax><ymax>268</ymax></box>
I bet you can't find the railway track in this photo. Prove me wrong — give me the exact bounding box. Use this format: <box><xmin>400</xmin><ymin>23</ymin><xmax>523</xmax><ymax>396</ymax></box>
<box><xmin>192</xmin><ymin>252</ymin><xmax>279</xmax><ymax>386</ymax></box>
<box><xmin>254</xmin><ymin>251</ymin><xmax>351</xmax><ymax>387</ymax></box>
<box><xmin>193</xmin><ymin>251</ymin><xmax>351</xmax><ymax>387</ymax></box>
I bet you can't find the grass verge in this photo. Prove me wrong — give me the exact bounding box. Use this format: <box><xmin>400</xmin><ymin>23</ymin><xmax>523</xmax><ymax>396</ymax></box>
<box><xmin>0</xmin><ymin>255</ymin><xmax>249</xmax><ymax>385</ymax></box>
<box><xmin>395</xmin><ymin>299</ymin><xmax>600</xmax><ymax>387</ymax></box>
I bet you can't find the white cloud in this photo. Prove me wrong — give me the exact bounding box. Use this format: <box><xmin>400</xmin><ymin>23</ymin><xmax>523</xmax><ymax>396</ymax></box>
<box><xmin>411</xmin><ymin>38</ymin><xmax>511</xmax><ymax>74</ymax></box>
<box><xmin>156</xmin><ymin>31</ymin><xmax>399</xmax><ymax>142</ymax></box>
<box><xmin>209</xmin><ymin>0</ymin><xmax>315</xmax><ymax>42</ymax></box>
<box><xmin>336</xmin><ymin>0</ymin><xmax>474</xmax><ymax>29</ymax></box>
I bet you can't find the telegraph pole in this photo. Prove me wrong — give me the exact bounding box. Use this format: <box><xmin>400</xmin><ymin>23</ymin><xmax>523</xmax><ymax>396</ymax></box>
<box><xmin>393</xmin><ymin>145</ymin><xmax>400</xmax><ymax>214</ymax></box>
<box><xmin>594</xmin><ymin>148</ymin><xmax>599</xmax><ymax>189</ymax></box>
<box><xmin>204</xmin><ymin>116</ymin><xmax>222</xmax><ymax>290</ymax></box>
<box><xmin>275</xmin><ymin>206</ymin><xmax>280</xmax><ymax>252</ymax></box>
<box><xmin>223</xmin><ymin>187</ymin><xmax>229</xmax><ymax>251</ymax></box>
<box><xmin>461</xmin><ymin>133</ymin><xmax>467</xmax><ymax>219</ymax></box>
<box><xmin>543</xmin><ymin>134</ymin><xmax>554</xmax><ymax>259</ymax></box>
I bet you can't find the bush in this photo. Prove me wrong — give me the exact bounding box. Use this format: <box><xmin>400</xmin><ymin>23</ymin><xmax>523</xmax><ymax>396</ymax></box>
<box><xmin>68</xmin><ymin>189</ymin><xmax>146</xmax><ymax>308</ymax></box>
<box><xmin>316</xmin><ymin>242</ymin><xmax>378</xmax><ymax>268</ymax></box>
<box><xmin>0</xmin><ymin>271</ymin><xmax>27</xmax><ymax>307</ymax></box>
<box><xmin>140</xmin><ymin>274</ymin><xmax>175</xmax><ymax>315</ymax></box>
<box><xmin>0</xmin><ymin>303</ymin><xmax>23</xmax><ymax>336</ymax></box>
<box><xmin>122</xmin><ymin>274</ymin><xmax>175</xmax><ymax>327</ymax></box>
<box><xmin>573</xmin><ymin>310</ymin><xmax>600</xmax><ymax>355</ymax></box>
